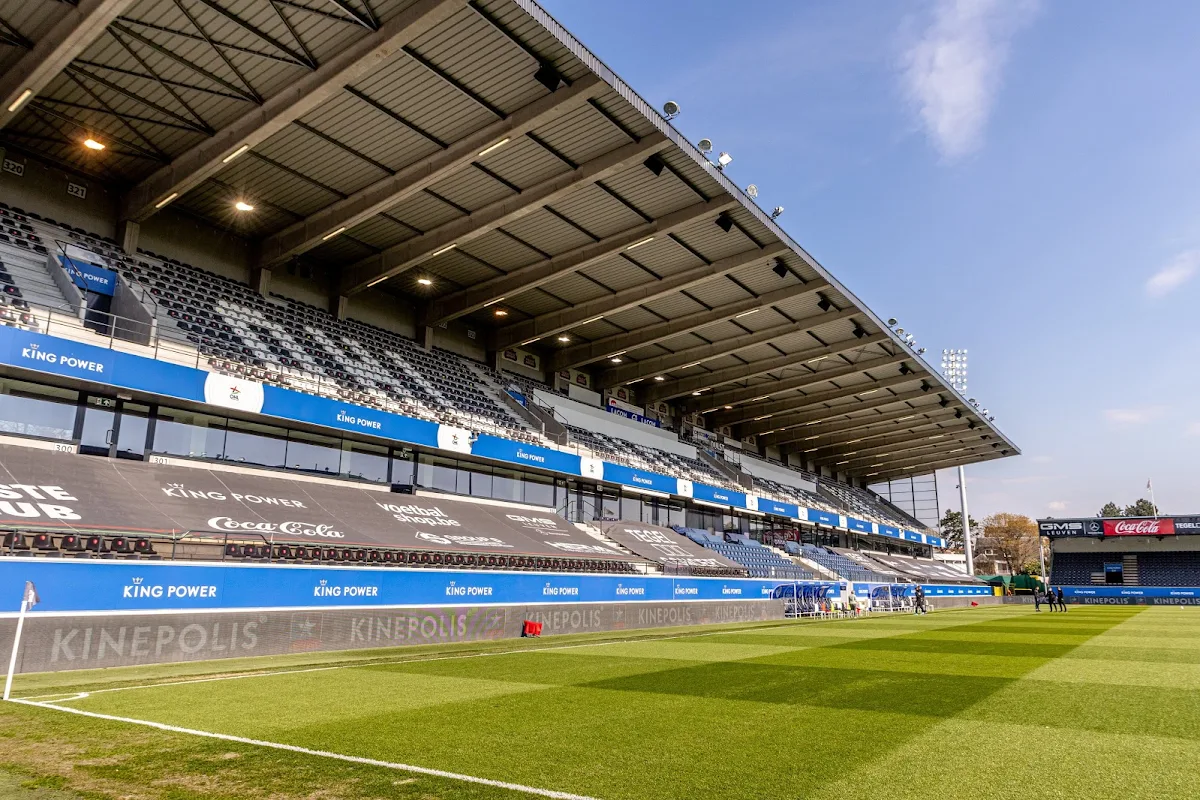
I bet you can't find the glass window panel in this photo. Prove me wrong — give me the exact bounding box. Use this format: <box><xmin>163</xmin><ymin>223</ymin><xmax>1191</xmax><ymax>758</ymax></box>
<box><xmin>343</xmin><ymin>443</ymin><xmax>389</xmax><ymax>483</ymax></box>
<box><xmin>0</xmin><ymin>380</ymin><xmax>77</xmax><ymax>441</ymax></box>
<box><xmin>223</xmin><ymin>420</ymin><xmax>287</xmax><ymax>468</ymax></box>
<box><xmin>285</xmin><ymin>430</ymin><xmax>341</xmax><ymax>475</ymax></box>
<box><xmin>491</xmin><ymin>469</ymin><xmax>521</xmax><ymax>503</ymax></box>
<box><xmin>152</xmin><ymin>410</ymin><xmax>226</xmax><ymax>459</ymax></box>
<box><xmin>523</xmin><ymin>474</ymin><xmax>553</xmax><ymax>508</ymax></box>
<box><xmin>116</xmin><ymin>402</ymin><xmax>150</xmax><ymax>458</ymax></box>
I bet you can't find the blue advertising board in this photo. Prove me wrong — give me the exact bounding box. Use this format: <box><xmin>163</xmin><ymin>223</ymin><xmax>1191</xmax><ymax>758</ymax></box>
<box><xmin>601</xmin><ymin>462</ymin><xmax>678</xmax><ymax>495</ymax></box>
<box><xmin>605</xmin><ymin>405</ymin><xmax>661</xmax><ymax>428</ymax></box>
<box><xmin>0</xmin><ymin>559</ymin><xmax>798</xmax><ymax>614</ymax></box>
<box><xmin>691</xmin><ymin>483</ymin><xmax>747</xmax><ymax>508</ymax></box>
<box><xmin>807</xmin><ymin>508</ymin><xmax>840</xmax><ymax>527</ymax></box>
<box><xmin>850</xmin><ymin>582</ymin><xmax>991</xmax><ymax>597</ymax></box>
<box><xmin>846</xmin><ymin>517</ymin><xmax>873</xmax><ymax>534</ymax></box>
<box><xmin>758</xmin><ymin>498</ymin><xmax>799</xmax><ymax>519</ymax></box>
<box><xmin>470</xmin><ymin>434</ymin><xmax>583</xmax><ymax>475</ymax></box>
<box><xmin>61</xmin><ymin>256</ymin><xmax>118</xmax><ymax>296</ymax></box>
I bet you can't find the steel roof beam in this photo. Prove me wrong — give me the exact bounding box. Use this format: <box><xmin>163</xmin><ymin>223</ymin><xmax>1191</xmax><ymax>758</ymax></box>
<box><xmin>514</xmin><ymin>240</ymin><xmax>787</xmax><ymax>360</ymax></box>
<box><xmin>0</xmin><ymin>0</ymin><xmax>138</xmax><ymax>131</ymax></box>
<box><xmin>735</xmin><ymin>376</ymin><xmax>929</xmax><ymax>437</ymax></box>
<box><xmin>644</xmin><ymin>333</ymin><xmax>889</xmax><ymax>404</ymax></box>
<box><xmin>761</xmin><ymin>390</ymin><xmax>942</xmax><ymax>448</ymax></box>
<box><xmin>599</xmin><ymin>307</ymin><xmax>858</xmax><ymax>386</ymax></box>
<box><xmin>851</xmin><ymin>442</ymin><xmax>1002</xmax><ymax>478</ymax></box>
<box><xmin>339</xmin><ymin>132</ymin><xmax>670</xmax><ymax>295</ymax></box>
<box><xmin>810</xmin><ymin>421</ymin><xmax>977</xmax><ymax>467</ymax></box>
<box><xmin>700</xmin><ymin>353</ymin><xmax>910</xmax><ymax>421</ymax></box>
<box><xmin>867</xmin><ymin>450</ymin><xmax>1008</xmax><ymax>483</ymax></box>
<box><xmin>778</xmin><ymin>406</ymin><xmax>960</xmax><ymax>453</ymax></box>
<box><xmin>560</xmin><ymin>275</ymin><xmax>829</xmax><ymax>374</ymax></box>
<box><xmin>256</xmin><ymin>75</ymin><xmax>604</xmax><ymax>268</ymax></box>
<box><xmin>430</xmin><ymin>192</ymin><xmax>740</xmax><ymax>330</ymax></box>
<box><xmin>119</xmin><ymin>0</ymin><xmax>465</xmax><ymax>223</ymax></box>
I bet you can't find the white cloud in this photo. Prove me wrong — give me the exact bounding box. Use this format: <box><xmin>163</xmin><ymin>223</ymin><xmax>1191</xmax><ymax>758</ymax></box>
<box><xmin>1104</xmin><ymin>406</ymin><xmax>1165</xmax><ymax>426</ymax></box>
<box><xmin>1048</xmin><ymin>501</ymin><xmax>1067</xmax><ymax>512</ymax></box>
<box><xmin>1146</xmin><ymin>250</ymin><xmax>1200</xmax><ymax>298</ymax></box>
<box><xmin>1187</xmin><ymin>422</ymin><xmax>1200</xmax><ymax>437</ymax></box>
<box><xmin>901</xmin><ymin>0</ymin><xmax>1038</xmax><ymax>160</ymax></box>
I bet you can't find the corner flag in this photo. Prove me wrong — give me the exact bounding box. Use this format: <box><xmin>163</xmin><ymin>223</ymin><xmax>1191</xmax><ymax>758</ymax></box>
<box><xmin>5</xmin><ymin>581</ymin><xmax>39</xmax><ymax>700</ymax></box>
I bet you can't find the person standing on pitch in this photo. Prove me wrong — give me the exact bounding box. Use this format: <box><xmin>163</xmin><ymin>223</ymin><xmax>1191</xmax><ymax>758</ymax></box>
<box><xmin>914</xmin><ymin>585</ymin><xmax>927</xmax><ymax>615</ymax></box>
<box><xmin>1057</xmin><ymin>586</ymin><xmax>1067</xmax><ymax>612</ymax></box>
<box><xmin>1034</xmin><ymin>588</ymin><xmax>1042</xmax><ymax>612</ymax></box>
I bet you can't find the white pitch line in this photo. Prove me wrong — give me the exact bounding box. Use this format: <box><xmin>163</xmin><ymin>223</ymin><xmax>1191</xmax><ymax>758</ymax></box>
<box><xmin>10</xmin><ymin>698</ymin><xmax>601</xmax><ymax>800</ymax></box>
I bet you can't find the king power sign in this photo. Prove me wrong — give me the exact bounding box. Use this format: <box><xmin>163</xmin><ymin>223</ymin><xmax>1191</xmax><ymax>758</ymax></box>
<box><xmin>1038</xmin><ymin>516</ymin><xmax>1200</xmax><ymax>538</ymax></box>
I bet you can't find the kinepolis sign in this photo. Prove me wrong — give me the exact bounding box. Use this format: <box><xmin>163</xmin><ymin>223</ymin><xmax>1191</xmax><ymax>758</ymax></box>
<box><xmin>0</xmin><ymin>445</ymin><xmax>635</xmax><ymax>559</ymax></box>
<box><xmin>1037</xmin><ymin>516</ymin><xmax>1200</xmax><ymax>538</ymax></box>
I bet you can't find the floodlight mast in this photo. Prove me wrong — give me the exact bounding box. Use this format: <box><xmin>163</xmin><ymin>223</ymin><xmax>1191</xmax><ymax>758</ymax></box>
<box><xmin>941</xmin><ymin>348</ymin><xmax>974</xmax><ymax>576</ymax></box>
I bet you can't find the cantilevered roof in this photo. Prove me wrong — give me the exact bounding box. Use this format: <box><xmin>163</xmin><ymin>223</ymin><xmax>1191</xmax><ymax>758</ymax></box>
<box><xmin>0</xmin><ymin>0</ymin><xmax>1019</xmax><ymax>482</ymax></box>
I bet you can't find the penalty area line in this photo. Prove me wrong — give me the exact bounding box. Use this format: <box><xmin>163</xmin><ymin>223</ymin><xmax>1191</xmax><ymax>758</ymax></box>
<box><xmin>9</xmin><ymin>697</ymin><xmax>600</xmax><ymax>800</ymax></box>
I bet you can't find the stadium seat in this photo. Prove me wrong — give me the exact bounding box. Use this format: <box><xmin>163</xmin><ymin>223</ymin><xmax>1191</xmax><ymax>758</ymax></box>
<box><xmin>59</xmin><ymin>535</ymin><xmax>85</xmax><ymax>554</ymax></box>
<box><xmin>108</xmin><ymin>536</ymin><xmax>134</xmax><ymax>556</ymax></box>
<box><xmin>134</xmin><ymin>538</ymin><xmax>157</xmax><ymax>556</ymax></box>
<box><xmin>3</xmin><ymin>532</ymin><xmax>30</xmax><ymax>552</ymax></box>
<box><xmin>84</xmin><ymin>535</ymin><xmax>107</xmax><ymax>555</ymax></box>
<box><xmin>31</xmin><ymin>533</ymin><xmax>57</xmax><ymax>553</ymax></box>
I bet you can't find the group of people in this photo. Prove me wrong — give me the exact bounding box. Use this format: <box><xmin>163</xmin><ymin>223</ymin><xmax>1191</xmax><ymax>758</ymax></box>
<box><xmin>1034</xmin><ymin>585</ymin><xmax>1067</xmax><ymax>612</ymax></box>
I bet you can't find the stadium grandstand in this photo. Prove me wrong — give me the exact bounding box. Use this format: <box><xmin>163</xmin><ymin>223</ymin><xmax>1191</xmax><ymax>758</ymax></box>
<box><xmin>1040</xmin><ymin>516</ymin><xmax>1200</xmax><ymax>603</ymax></box>
<box><xmin>0</xmin><ymin>0</ymin><xmax>1009</xmax><ymax>693</ymax></box>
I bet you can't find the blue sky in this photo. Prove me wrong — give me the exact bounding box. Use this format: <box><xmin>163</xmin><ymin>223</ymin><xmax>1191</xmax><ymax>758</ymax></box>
<box><xmin>540</xmin><ymin>0</ymin><xmax>1200</xmax><ymax>521</ymax></box>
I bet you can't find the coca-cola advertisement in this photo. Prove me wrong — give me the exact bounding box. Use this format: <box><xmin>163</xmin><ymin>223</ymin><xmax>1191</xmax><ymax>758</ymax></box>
<box><xmin>1102</xmin><ymin>518</ymin><xmax>1176</xmax><ymax>536</ymax></box>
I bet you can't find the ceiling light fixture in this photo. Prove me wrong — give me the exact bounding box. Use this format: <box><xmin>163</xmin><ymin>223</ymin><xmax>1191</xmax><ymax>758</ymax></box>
<box><xmin>627</xmin><ymin>378</ymin><xmax>644</xmax><ymax>385</ymax></box>
<box><xmin>7</xmin><ymin>89</ymin><xmax>33</xmax><ymax>113</ymax></box>
<box><xmin>494</xmin><ymin>309</ymin><xmax>508</xmax><ymax>317</ymax></box>
<box><xmin>734</xmin><ymin>308</ymin><xmax>760</xmax><ymax>318</ymax></box>
<box><xmin>154</xmin><ymin>192</ymin><xmax>179</xmax><ymax>209</ymax></box>
<box><xmin>610</xmin><ymin>357</ymin><xmax>623</xmax><ymax>364</ymax></box>
<box><xmin>484</xmin><ymin>297</ymin><xmax>506</xmax><ymax>307</ymax></box>
<box><xmin>477</xmin><ymin>138</ymin><xmax>510</xmax><ymax>157</ymax></box>
<box><xmin>322</xmin><ymin>226</ymin><xmax>347</xmax><ymax>241</ymax></box>
<box><xmin>367</xmin><ymin>275</ymin><xmax>389</xmax><ymax>288</ymax></box>
<box><xmin>83</xmin><ymin>138</ymin><xmax>105</xmax><ymax>151</ymax></box>
<box><xmin>581</xmin><ymin>315</ymin><xmax>604</xmax><ymax>325</ymax></box>
<box><xmin>417</xmin><ymin>277</ymin><xmax>433</xmax><ymax>286</ymax></box>
<box><xmin>654</xmin><ymin>376</ymin><xmax>665</xmax><ymax>381</ymax></box>
<box><xmin>858</xmin><ymin>388</ymin><xmax>878</xmax><ymax>396</ymax></box>
<box><xmin>234</xmin><ymin>200</ymin><xmax>254</xmax><ymax>212</ymax></box>
<box><xmin>222</xmin><ymin>144</ymin><xmax>250</xmax><ymax>164</ymax></box>
<box><xmin>692</xmin><ymin>390</ymin><xmax>703</xmax><ymax>396</ymax></box>
<box><xmin>431</xmin><ymin>244</ymin><xmax>457</xmax><ymax>257</ymax></box>
<box><xmin>557</xmin><ymin>335</ymin><xmax>571</xmax><ymax>343</ymax></box>
<box><xmin>520</xmin><ymin>337</ymin><xmax>540</xmax><ymax>346</ymax></box>
<box><xmin>627</xmin><ymin>236</ymin><xmax>655</xmax><ymax>250</ymax></box>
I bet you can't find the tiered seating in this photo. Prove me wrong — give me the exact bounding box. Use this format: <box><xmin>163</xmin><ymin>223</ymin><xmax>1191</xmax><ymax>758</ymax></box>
<box><xmin>818</xmin><ymin>480</ymin><xmax>922</xmax><ymax>530</ymax></box>
<box><xmin>1049</xmin><ymin>552</ymin><xmax>1107</xmax><ymax>585</ymax></box>
<box><xmin>565</xmin><ymin>425</ymin><xmax>727</xmax><ymax>486</ymax></box>
<box><xmin>1134</xmin><ymin>553</ymin><xmax>1200</xmax><ymax>586</ymax></box>
<box><xmin>856</xmin><ymin>549</ymin><xmax>980</xmax><ymax>583</ymax></box>
<box><xmin>752</xmin><ymin>476</ymin><xmax>839</xmax><ymax>514</ymax></box>
<box><xmin>0</xmin><ymin>205</ymin><xmax>62</xmax><ymax>331</ymax></box>
<box><xmin>802</xmin><ymin>544</ymin><xmax>894</xmax><ymax>582</ymax></box>
<box><xmin>1</xmin><ymin>530</ymin><xmax>640</xmax><ymax>573</ymax></box>
<box><xmin>677</xmin><ymin>531</ymin><xmax>812</xmax><ymax>579</ymax></box>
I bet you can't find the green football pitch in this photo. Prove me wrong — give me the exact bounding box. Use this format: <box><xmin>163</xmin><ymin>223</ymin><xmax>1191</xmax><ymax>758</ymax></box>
<box><xmin>2</xmin><ymin>604</ymin><xmax>1199</xmax><ymax>799</ymax></box>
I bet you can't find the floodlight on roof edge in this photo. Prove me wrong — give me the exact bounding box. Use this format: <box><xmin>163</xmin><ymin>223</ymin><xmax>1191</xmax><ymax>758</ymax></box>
<box><xmin>662</xmin><ymin>100</ymin><xmax>681</xmax><ymax>120</ymax></box>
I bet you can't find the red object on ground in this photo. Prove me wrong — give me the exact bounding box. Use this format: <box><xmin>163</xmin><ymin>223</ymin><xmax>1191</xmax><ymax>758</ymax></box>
<box><xmin>970</xmin><ymin>601</ymin><xmax>979</xmax><ymax>607</ymax></box>
<box><xmin>522</xmin><ymin>620</ymin><xmax>543</xmax><ymax>637</ymax></box>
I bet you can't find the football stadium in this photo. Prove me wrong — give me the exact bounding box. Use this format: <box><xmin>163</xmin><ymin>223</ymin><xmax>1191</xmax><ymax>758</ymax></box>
<box><xmin>0</xmin><ymin>1</ymin><xmax>1196</xmax><ymax>798</ymax></box>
